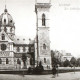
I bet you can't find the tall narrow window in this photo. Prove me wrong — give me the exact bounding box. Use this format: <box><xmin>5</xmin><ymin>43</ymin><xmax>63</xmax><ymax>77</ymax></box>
<box><xmin>4</xmin><ymin>27</ymin><xmax>7</xmax><ymax>32</ymax></box>
<box><xmin>10</xmin><ymin>28</ymin><xmax>12</xmax><ymax>32</ymax></box>
<box><xmin>44</xmin><ymin>58</ymin><xmax>46</xmax><ymax>63</ymax></box>
<box><xmin>17</xmin><ymin>47</ymin><xmax>20</xmax><ymax>52</ymax></box>
<box><xmin>4</xmin><ymin>19</ymin><xmax>6</xmax><ymax>23</ymax></box>
<box><xmin>23</xmin><ymin>47</ymin><xmax>26</xmax><ymax>52</ymax></box>
<box><xmin>42</xmin><ymin>13</ymin><xmax>46</xmax><ymax>26</ymax></box>
<box><xmin>6</xmin><ymin>58</ymin><xmax>9</xmax><ymax>64</ymax></box>
<box><xmin>0</xmin><ymin>27</ymin><xmax>1</xmax><ymax>32</ymax></box>
<box><xmin>43</xmin><ymin>44</ymin><xmax>46</xmax><ymax>49</ymax></box>
<box><xmin>17</xmin><ymin>59</ymin><xmax>21</xmax><ymax>64</ymax></box>
<box><xmin>2</xmin><ymin>34</ymin><xmax>5</xmax><ymax>40</ymax></box>
<box><xmin>0</xmin><ymin>58</ymin><xmax>2</xmax><ymax>64</ymax></box>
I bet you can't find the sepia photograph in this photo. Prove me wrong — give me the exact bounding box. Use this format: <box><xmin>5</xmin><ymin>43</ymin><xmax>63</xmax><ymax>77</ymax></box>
<box><xmin>0</xmin><ymin>0</ymin><xmax>80</xmax><ymax>80</ymax></box>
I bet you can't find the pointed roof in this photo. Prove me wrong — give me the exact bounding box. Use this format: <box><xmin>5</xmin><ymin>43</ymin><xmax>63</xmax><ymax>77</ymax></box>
<box><xmin>4</xmin><ymin>5</ymin><xmax>8</xmax><ymax>13</ymax></box>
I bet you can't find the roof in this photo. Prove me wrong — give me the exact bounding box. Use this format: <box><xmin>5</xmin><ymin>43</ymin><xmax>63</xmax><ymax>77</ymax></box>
<box><xmin>0</xmin><ymin>8</ymin><xmax>15</xmax><ymax>27</ymax></box>
<box><xmin>13</xmin><ymin>35</ymin><xmax>29</xmax><ymax>45</ymax></box>
<box><xmin>29</xmin><ymin>39</ymin><xmax>35</xmax><ymax>44</ymax></box>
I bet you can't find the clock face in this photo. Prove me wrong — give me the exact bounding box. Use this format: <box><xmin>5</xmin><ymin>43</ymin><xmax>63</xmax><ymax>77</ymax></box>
<box><xmin>1</xmin><ymin>44</ymin><xmax>7</xmax><ymax>51</ymax></box>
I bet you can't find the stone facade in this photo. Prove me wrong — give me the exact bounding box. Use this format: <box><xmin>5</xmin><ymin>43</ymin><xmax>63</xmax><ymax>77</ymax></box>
<box><xmin>0</xmin><ymin>8</ymin><xmax>33</xmax><ymax>69</ymax></box>
<box><xmin>35</xmin><ymin>0</ymin><xmax>52</xmax><ymax>69</ymax></box>
<box><xmin>0</xmin><ymin>0</ymin><xmax>52</xmax><ymax>70</ymax></box>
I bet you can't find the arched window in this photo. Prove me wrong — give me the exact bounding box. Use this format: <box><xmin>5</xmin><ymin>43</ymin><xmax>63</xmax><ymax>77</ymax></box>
<box><xmin>10</xmin><ymin>28</ymin><xmax>12</xmax><ymax>32</ymax></box>
<box><xmin>42</xmin><ymin>13</ymin><xmax>46</xmax><ymax>26</ymax></box>
<box><xmin>17</xmin><ymin>59</ymin><xmax>21</xmax><ymax>64</ymax></box>
<box><xmin>0</xmin><ymin>28</ymin><xmax>1</xmax><ymax>32</ymax></box>
<box><xmin>23</xmin><ymin>47</ymin><xmax>26</xmax><ymax>52</ymax></box>
<box><xmin>6</xmin><ymin>58</ymin><xmax>9</xmax><ymax>64</ymax></box>
<box><xmin>44</xmin><ymin>58</ymin><xmax>46</xmax><ymax>63</ymax></box>
<box><xmin>43</xmin><ymin>44</ymin><xmax>46</xmax><ymax>49</ymax></box>
<box><xmin>2</xmin><ymin>34</ymin><xmax>5</xmax><ymax>40</ymax></box>
<box><xmin>17</xmin><ymin>47</ymin><xmax>20</xmax><ymax>52</ymax></box>
<box><xmin>0</xmin><ymin>58</ymin><xmax>2</xmax><ymax>64</ymax></box>
<box><xmin>4</xmin><ymin>27</ymin><xmax>7</xmax><ymax>32</ymax></box>
<box><xmin>4</xmin><ymin>19</ymin><xmax>6</xmax><ymax>23</ymax></box>
<box><xmin>10</xmin><ymin>20</ymin><xmax>12</xmax><ymax>23</ymax></box>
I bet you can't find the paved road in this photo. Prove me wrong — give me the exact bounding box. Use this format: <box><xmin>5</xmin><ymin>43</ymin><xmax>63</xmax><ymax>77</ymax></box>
<box><xmin>0</xmin><ymin>72</ymin><xmax>80</xmax><ymax>80</ymax></box>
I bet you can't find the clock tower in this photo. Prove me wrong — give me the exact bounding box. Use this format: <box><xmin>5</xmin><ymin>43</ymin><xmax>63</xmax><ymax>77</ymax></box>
<box><xmin>35</xmin><ymin>0</ymin><xmax>52</xmax><ymax>69</ymax></box>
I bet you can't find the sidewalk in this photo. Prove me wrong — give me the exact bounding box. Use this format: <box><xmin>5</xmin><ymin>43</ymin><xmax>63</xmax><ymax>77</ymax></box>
<box><xmin>0</xmin><ymin>72</ymin><xmax>80</xmax><ymax>80</ymax></box>
<box><xmin>50</xmin><ymin>72</ymin><xmax>80</xmax><ymax>80</ymax></box>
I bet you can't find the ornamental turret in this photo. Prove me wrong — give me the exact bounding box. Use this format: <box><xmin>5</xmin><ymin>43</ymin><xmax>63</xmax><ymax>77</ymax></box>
<box><xmin>0</xmin><ymin>6</ymin><xmax>15</xmax><ymax>39</ymax></box>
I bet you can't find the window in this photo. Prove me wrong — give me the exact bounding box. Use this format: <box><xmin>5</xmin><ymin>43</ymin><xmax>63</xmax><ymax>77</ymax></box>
<box><xmin>17</xmin><ymin>39</ymin><xmax>19</xmax><ymax>40</ymax></box>
<box><xmin>1</xmin><ymin>44</ymin><xmax>7</xmax><ymax>51</ymax></box>
<box><xmin>23</xmin><ymin>47</ymin><xmax>26</xmax><ymax>52</ymax></box>
<box><xmin>44</xmin><ymin>58</ymin><xmax>46</xmax><ymax>63</ymax></box>
<box><xmin>10</xmin><ymin>28</ymin><xmax>12</xmax><ymax>32</ymax></box>
<box><xmin>17</xmin><ymin>47</ymin><xmax>20</xmax><ymax>52</ymax></box>
<box><xmin>6</xmin><ymin>58</ymin><xmax>9</xmax><ymax>64</ymax></box>
<box><xmin>42</xmin><ymin>13</ymin><xmax>46</xmax><ymax>26</ymax></box>
<box><xmin>43</xmin><ymin>44</ymin><xmax>46</xmax><ymax>49</ymax></box>
<box><xmin>4</xmin><ymin>19</ymin><xmax>6</xmax><ymax>23</ymax></box>
<box><xmin>0</xmin><ymin>58</ymin><xmax>2</xmax><ymax>64</ymax></box>
<box><xmin>0</xmin><ymin>28</ymin><xmax>1</xmax><ymax>32</ymax></box>
<box><xmin>10</xmin><ymin>20</ymin><xmax>12</xmax><ymax>23</ymax></box>
<box><xmin>4</xmin><ymin>27</ymin><xmax>7</xmax><ymax>32</ymax></box>
<box><xmin>17</xmin><ymin>59</ymin><xmax>21</xmax><ymax>64</ymax></box>
<box><xmin>2</xmin><ymin>34</ymin><xmax>5</xmax><ymax>40</ymax></box>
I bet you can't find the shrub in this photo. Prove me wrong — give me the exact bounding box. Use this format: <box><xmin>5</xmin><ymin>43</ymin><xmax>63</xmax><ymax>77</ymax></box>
<box><xmin>32</xmin><ymin>61</ymin><xmax>44</xmax><ymax>74</ymax></box>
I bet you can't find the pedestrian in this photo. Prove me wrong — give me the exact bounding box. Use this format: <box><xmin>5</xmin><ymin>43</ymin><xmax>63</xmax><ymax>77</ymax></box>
<box><xmin>52</xmin><ymin>65</ymin><xmax>57</xmax><ymax>78</ymax></box>
<box><xmin>27</xmin><ymin>67</ymin><xmax>32</xmax><ymax>74</ymax></box>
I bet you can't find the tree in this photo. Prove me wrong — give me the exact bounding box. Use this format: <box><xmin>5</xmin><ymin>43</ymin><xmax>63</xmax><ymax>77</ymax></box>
<box><xmin>70</xmin><ymin>57</ymin><xmax>76</xmax><ymax>66</ymax></box>
<box><xmin>22</xmin><ymin>53</ymin><xmax>27</xmax><ymax>68</ymax></box>
<box><xmin>51</xmin><ymin>50</ymin><xmax>61</xmax><ymax>67</ymax></box>
<box><xmin>76</xmin><ymin>58</ymin><xmax>80</xmax><ymax>67</ymax></box>
<box><xmin>63</xmin><ymin>59</ymin><xmax>70</xmax><ymax>67</ymax></box>
<box><xmin>32</xmin><ymin>61</ymin><xmax>44</xmax><ymax>74</ymax></box>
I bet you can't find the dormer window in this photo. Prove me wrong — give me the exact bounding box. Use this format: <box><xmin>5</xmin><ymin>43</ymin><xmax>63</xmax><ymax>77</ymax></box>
<box><xmin>2</xmin><ymin>34</ymin><xmax>5</xmax><ymax>40</ymax></box>
<box><xmin>17</xmin><ymin>39</ymin><xmax>19</xmax><ymax>40</ymax></box>
<box><xmin>10</xmin><ymin>20</ymin><xmax>12</xmax><ymax>23</ymax></box>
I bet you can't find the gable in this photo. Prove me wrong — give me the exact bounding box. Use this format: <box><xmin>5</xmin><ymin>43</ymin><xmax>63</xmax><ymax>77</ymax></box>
<box><xmin>0</xmin><ymin>30</ymin><xmax>13</xmax><ymax>43</ymax></box>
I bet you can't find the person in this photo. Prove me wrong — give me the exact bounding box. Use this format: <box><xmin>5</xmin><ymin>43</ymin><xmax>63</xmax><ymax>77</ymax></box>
<box><xmin>52</xmin><ymin>65</ymin><xmax>57</xmax><ymax>78</ymax></box>
<box><xmin>27</xmin><ymin>67</ymin><xmax>32</xmax><ymax>74</ymax></box>
<box><xmin>56</xmin><ymin>65</ymin><xmax>59</xmax><ymax>76</ymax></box>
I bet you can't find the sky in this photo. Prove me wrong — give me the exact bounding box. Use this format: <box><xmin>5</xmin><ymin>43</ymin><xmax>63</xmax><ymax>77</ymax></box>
<box><xmin>0</xmin><ymin>0</ymin><xmax>80</xmax><ymax>57</ymax></box>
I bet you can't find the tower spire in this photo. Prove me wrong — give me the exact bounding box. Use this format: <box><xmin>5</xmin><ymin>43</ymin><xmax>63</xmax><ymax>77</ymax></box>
<box><xmin>4</xmin><ymin>0</ymin><xmax>7</xmax><ymax>12</ymax></box>
<box><xmin>5</xmin><ymin>0</ymin><xmax>6</xmax><ymax>9</ymax></box>
<box><xmin>5</xmin><ymin>4</ymin><xmax>6</xmax><ymax>9</ymax></box>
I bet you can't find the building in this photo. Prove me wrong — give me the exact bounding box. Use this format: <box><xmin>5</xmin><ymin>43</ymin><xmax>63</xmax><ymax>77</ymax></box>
<box><xmin>0</xmin><ymin>0</ymin><xmax>52</xmax><ymax>69</ymax></box>
<box><xmin>0</xmin><ymin>7</ymin><xmax>34</xmax><ymax>69</ymax></box>
<box><xmin>61</xmin><ymin>53</ymin><xmax>73</xmax><ymax>62</ymax></box>
<box><xmin>35</xmin><ymin>0</ymin><xmax>52</xmax><ymax>69</ymax></box>
<box><xmin>53</xmin><ymin>50</ymin><xmax>73</xmax><ymax>62</ymax></box>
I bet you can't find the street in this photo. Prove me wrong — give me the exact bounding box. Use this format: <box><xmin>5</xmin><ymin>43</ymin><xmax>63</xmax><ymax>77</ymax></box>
<box><xmin>0</xmin><ymin>72</ymin><xmax>80</xmax><ymax>80</ymax></box>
